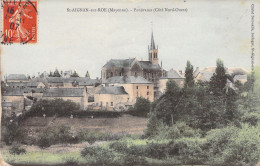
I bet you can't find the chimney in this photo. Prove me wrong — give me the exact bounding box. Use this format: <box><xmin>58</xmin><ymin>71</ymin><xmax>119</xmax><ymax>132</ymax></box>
<box><xmin>179</xmin><ymin>70</ymin><xmax>182</xmax><ymax>75</ymax></box>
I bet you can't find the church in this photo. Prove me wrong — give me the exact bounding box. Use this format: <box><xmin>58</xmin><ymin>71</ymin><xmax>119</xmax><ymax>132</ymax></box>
<box><xmin>101</xmin><ymin>32</ymin><xmax>164</xmax><ymax>93</ymax></box>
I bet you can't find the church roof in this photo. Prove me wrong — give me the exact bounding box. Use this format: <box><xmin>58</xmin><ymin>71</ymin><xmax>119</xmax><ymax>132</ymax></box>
<box><xmin>104</xmin><ymin>76</ymin><xmax>152</xmax><ymax>84</ymax></box>
<box><xmin>97</xmin><ymin>86</ymin><xmax>128</xmax><ymax>95</ymax></box>
<box><xmin>103</xmin><ymin>58</ymin><xmax>136</xmax><ymax>68</ymax></box>
<box><xmin>7</xmin><ymin>74</ymin><xmax>27</xmax><ymax>81</ymax></box>
<box><xmin>138</xmin><ymin>61</ymin><xmax>161</xmax><ymax>70</ymax></box>
<box><xmin>43</xmin><ymin>88</ymin><xmax>85</xmax><ymax>97</ymax></box>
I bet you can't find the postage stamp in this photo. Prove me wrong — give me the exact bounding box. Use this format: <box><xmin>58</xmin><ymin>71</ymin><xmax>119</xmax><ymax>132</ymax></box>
<box><xmin>1</xmin><ymin>0</ymin><xmax>37</xmax><ymax>44</ymax></box>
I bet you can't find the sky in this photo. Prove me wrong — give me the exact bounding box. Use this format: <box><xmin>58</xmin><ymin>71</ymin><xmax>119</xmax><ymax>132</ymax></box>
<box><xmin>1</xmin><ymin>0</ymin><xmax>259</xmax><ymax>78</ymax></box>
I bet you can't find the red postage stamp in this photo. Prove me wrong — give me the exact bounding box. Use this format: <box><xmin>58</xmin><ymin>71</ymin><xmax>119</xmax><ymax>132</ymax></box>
<box><xmin>2</xmin><ymin>0</ymin><xmax>37</xmax><ymax>44</ymax></box>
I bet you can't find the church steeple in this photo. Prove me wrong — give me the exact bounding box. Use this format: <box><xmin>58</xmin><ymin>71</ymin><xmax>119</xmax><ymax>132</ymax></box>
<box><xmin>148</xmin><ymin>30</ymin><xmax>159</xmax><ymax>65</ymax></box>
<box><xmin>151</xmin><ymin>32</ymin><xmax>156</xmax><ymax>50</ymax></box>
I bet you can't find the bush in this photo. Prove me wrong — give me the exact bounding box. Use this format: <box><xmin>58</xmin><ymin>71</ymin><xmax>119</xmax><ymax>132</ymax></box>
<box><xmin>168</xmin><ymin>137</ymin><xmax>207</xmax><ymax>164</ymax></box>
<box><xmin>81</xmin><ymin>146</ymin><xmax>115</xmax><ymax>165</ymax></box>
<box><xmin>126</xmin><ymin>97</ymin><xmax>151</xmax><ymax>117</ymax></box>
<box><xmin>154</xmin><ymin>122</ymin><xmax>200</xmax><ymax>140</ymax></box>
<box><xmin>9</xmin><ymin>144</ymin><xmax>26</xmax><ymax>155</ymax></box>
<box><xmin>37</xmin><ymin>125</ymin><xmax>73</xmax><ymax>148</ymax></box>
<box><xmin>109</xmin><ymin>141</ymin><xmax>127</xmax><ymax>153</ymax></box>
<box><xmin>2</xmin><ymin>121</ymin><xmax>25</xmax><ymax>145</ymax></box>
<box><xmin>63</xmin><ymin>157</ymin><xmax>79</xmax><ymax>166</ymax></box>
<box><xmin>120</xmin><ymin>155</ymin><xmax>147</xmax><ymax>165</ymax></box>
<box><xmin>206</xmin><ymin>124</ymin><xmax>260</xmax><ymax>165</ymax></box>
<box><xmin>25</xmin><ymin>99</ymin><xmax>80</xmax><ymax>117</ymax></box>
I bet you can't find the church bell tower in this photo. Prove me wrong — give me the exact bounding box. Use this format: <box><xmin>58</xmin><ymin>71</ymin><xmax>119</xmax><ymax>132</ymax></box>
<box><xmin>148</xmin><ymin>31</ymin><xmax>159</xmax><ymax>65</ymax></box>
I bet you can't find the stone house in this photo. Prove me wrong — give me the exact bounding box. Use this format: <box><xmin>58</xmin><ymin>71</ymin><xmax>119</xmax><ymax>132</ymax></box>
<box><xmin>46</xmin><ymin>77</ymin><xmax>99</xmax><ymax>89</ymax></box>
<box><xmin>42</xmin><ymin>88</ymin><xmax>88</xmax><ymax>110</ymax></box>
<box><xmin>159</xmin><ymin>69</ymin><xmax>185</xmax><ymax>93</ymax></box>
<box><xmin>94</xmin><ymin>86</ymin><xmax>129</xmax><ymax>111</ymax></box>
<box><xmin>104</xmin><ymin>76</ymin><xmax>154</xmax><ymax>104</ymax></box>
<box><xmin>2</xmin><ymin>88</ymin><xmax>24</xmax><ymax>117</ymax></box>
<box><xmin>27</xmin><ymin>81</ymin><xmax>46</xmax><ymax>88</ymax></box>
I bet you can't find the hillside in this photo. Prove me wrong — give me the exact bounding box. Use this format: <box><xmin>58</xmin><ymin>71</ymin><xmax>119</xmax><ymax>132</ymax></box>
<box><xmin>21</xmin><ymin>114</ymin><xmax>148</xmax><ymax>135</ymax></box>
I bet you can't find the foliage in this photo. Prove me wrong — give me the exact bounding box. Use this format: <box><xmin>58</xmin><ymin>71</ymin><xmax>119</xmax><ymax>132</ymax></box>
<box><xmin>37</xmin><ymin>126</ymin><xmax>72</xmax><ymax>148</ymax></box>
<box><xmin>153</xmin><ymin>122</ymin><xmax>200</xmax><ymax>140</ymax></box>
<box><xmin>2</xmin><ymin>120</ymin><xmax>25</xmax><ymax>145</ymax></box>
<box><xmin>26</xmin><ymin>99</ymin><xmax>80</xmax><ymax>117</ymax></box>
<box><xmin>63</xmin><ymin>157</ymin><xmax>79</xmax><ymax>166</ymax></box>
<box><xmin>109</xmin><ymin>141</ymin><xmax>127</xmax><ymax>153</ymax></box>
<box><xmin>205</xmin><ymin>124</ymin><xmax>260</xmax><ymax>165</ymax></box>
<box><xmin>81</xmin><ymin>146</ymin><xmax>115</xmax><ymax>165</ymax></box>
<box><xmin>127</xmin><ymin>97</ymin><xmax>151</xmax><ymax>117</ymax></box>
<box><xmin>184</xmin><ymin>60</ymin><xmax>195</xmax><ymax>88</ymax></box>
<box><xmin>71</xmin><ymin>70</ymin><xmax>79</xmax><ymax>77</ymax></box>
<box><xmin>53</xmin><ymin>68</ymin><xmax>61</xmax><ymax>77</ymax></box>
<box><xmin>9</xmin><ymin>144</ymin><xmax>26</xmax><ymax>156</ymax></box>
<box><xmin>209</xmin><ymin>59</ymin><xmax>227</xmax><ymax>95</ymax></box>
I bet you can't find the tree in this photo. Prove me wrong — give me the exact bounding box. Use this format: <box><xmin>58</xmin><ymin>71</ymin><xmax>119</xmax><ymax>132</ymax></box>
<box><xmin>85</xmin><ymin>71</ymin><xmax>90</xmax><ymax>78</ymax></box>
<box><xmin>210</xmin><ymin>59</ymin><xmax>227</xmax><ymax>94</ymax></box>
<box><xmin>53</xmin><ymin>68</ymin><xmax>61</xmax><ymax>77</ymax></box>
<box><xmin>128</xmin><ymin>97</ymin><xmax>151</xmax><ymax>117</ymax></box>
<box><xmin>71</xmin><ymin>70</ymin><xmax>79</xmax><ymax>77</ymax></box>
<box><xmin>48</xmin><ymin>71</ymin><xmax>53</xmax><ymax>77</ymax></box>
<box><xmin>152</xmin><ymin>80</ymin><xmax>183</xmax><ymax>126</ymax></box>
<box><xmin>184</xmin><ymin>60</ymin><xmax>195</xmax><ymax>88</ymax></box>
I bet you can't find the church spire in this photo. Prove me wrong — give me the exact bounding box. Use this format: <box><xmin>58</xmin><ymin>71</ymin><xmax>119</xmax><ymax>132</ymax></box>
<box><xmin>150</xmin><ymin>32</ymin><xmax>156</xmax><ymax>50</ymax></box>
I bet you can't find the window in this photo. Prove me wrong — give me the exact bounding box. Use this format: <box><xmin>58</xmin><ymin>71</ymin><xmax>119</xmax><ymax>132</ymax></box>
<box><xmin>136</xmin><ymin>86</ymin><xmax>138</xmax><ymax>89</ymax></box>
<box><xmin>147</xmin><ymin>86</ymin><xmax>149</xmax><ymax>89</ymax></box>
<box><xmin>147</xmin><ymin>92</ymin><xmax>149</xmax><ymax>95</ymax></box>
<box><xmin>137</xmin><ymin>92</ymin><xmax>139</xmax><ymax>96</ymax></box>
<box><xmin>111</xmin><ymin>102</ymin><xmax>113</xmax><ymax>106</ymax></box>
<box><xmin>135</xmin><ymin>72</ymin><xmax>137</xmax><ymax>76</ymax></box>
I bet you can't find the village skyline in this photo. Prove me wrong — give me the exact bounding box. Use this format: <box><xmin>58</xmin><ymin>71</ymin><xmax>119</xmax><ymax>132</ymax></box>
<box><xmin>1</xmin><ymin>1</ymin><xmax>255</xmax><ymax>78</ymax></box>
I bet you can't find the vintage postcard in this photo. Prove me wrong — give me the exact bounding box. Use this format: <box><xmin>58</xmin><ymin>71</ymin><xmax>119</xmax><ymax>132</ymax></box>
<box><xmin>0</xmin><ymin>0</ymin><xmax>260</xmax><ymax>165</ymax></box>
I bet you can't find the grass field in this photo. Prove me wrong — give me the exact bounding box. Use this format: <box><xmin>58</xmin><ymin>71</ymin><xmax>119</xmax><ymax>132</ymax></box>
<box><xmin>21</xmin><ymin>114</ymin><xmax>148</xmax><ymax>135</ymax></box>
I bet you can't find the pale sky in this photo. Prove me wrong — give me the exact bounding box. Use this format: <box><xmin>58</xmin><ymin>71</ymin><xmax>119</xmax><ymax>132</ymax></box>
<box><xmin>1</xmin><ymin>0</ymin><xmax>259</xmax><ymax>78</ymax></box>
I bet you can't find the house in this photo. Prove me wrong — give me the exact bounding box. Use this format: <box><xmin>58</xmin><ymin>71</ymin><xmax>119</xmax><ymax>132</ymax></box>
<box><xmin>2</xmin><ymin>88</ymin><xmax>24</xmax><ymax>116</ymax></box>
<box><xmin>42</xmin><ymin>88</ymin><xmax>88</xmax><ymax>110</ymax></box>
<box><xmin>194</xmin><ymin>67</ymin><xmax>249</xmax><ymax>90</ymax></box>
<box><xmin>104</xmin><ymin>75</ymin><xmax>154</xmax><ymax>103</ymax></box>
<box><xmin>233</xmin><ymin>75</ymin><xmax>247</xmax><ymax>84</ymax></box>
<box><xmin>6</xmin><ymin>82</ymin><xmax>27</xmax><ymax>88</ymax></box>
<box><xmin>6</xmin><ymin>74</ymin><xmax>28</xmax><ymax>82</ymax></box>
<box><xmin>159</xmin><ymin>69</ymin><xmax>185</xmax><ymax>93</ymax></box>
<box><xmin>46</xmin><ymin>77</ymin><xmax>100</xmax><ymax>89</ymax></box>
<box><xmin>27</xmin><ymin>81</ymin><xmax>45</xmax><ymax>88</ymax></box>
<box><xmin>94</xmin><ymin>86</ymin><xmax>129</xmax><ymax>111</ymax></box>
<box><xmin>101</xmin><ymin>32</ymin><xmax>164</xmax><ymax>94</ymax></box>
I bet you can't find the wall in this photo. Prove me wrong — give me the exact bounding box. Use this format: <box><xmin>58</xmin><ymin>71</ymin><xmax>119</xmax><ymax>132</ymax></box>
<box><xmin>94</xmin><ymin>93</ymin><xmax>129</xmax><ymax>111</ymax></box>
<box><xmin>2</xmin><ymin>95</ymin><xmax>24</xmax><ymax>112</ymax></box>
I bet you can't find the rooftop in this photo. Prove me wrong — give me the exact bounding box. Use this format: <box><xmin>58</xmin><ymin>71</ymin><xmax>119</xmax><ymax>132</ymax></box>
<box><xmin>43</xmin><ymin>88</ymin><xmax>85</xmax><ymax>97</ymax></box>
<box><xmin>97</xmin><ymin>86</ymin><xmax>128</xmax><ymax>95</ymax></box>
<box><xmin>103</xmin><ymin>58</ymin><xmax>136</xmax><ymax>68</ymax></box>
<box><xmin>7</xmin><ymin>74</ymin><xmax>27</xmax><ymax>81</ymax></box>
<box><xmin>104</xmin><ymin>76</ymin><xmax>152</xmax><ymax>84</ymax></box>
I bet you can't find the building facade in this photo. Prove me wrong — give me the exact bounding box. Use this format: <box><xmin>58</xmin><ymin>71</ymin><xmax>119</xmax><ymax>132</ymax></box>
<box><xmin>101</xmin><ymin>32</ymin><xmax>164</xmax><ymax>92</ymax></box>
